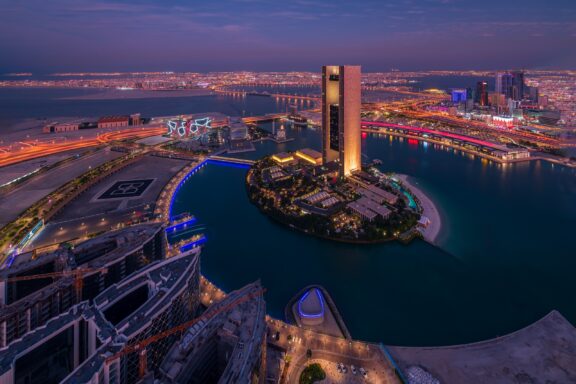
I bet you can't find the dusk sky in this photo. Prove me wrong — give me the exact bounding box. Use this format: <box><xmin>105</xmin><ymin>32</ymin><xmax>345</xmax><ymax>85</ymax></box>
<box><xmin>1</xmin><ymin>0</ymin><xmax>575</xmax><ymax>73</ymax></box>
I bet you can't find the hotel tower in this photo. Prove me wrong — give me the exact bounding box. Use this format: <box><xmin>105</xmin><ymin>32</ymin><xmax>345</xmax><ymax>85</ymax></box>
<box><xmin>322</xmin><ymin>65</ymin><xmax>361</xmax><ymax>177</ymax></box>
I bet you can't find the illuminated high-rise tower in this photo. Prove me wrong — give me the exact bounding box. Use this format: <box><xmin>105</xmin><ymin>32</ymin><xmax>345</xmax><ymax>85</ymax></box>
<box><xmin>496</xmin><ymin>71</ymin><xmax>525</xmax><ymax>101</ymax></box>
<box><xmin>322</xmin><ymin>65</ymin><xmax>361</xmax><ymax>177</ymax></box>
<box><xmin>475</xmin><ymin>81</ymin><xmax>489</xmax><ymax>106</ymax></box>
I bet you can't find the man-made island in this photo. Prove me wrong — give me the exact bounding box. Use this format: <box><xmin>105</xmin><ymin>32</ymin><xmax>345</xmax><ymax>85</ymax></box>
<box><xmin>246</xmin><ymin>149</ymin><xmax>436</xmax><ymax>244</ymax></box>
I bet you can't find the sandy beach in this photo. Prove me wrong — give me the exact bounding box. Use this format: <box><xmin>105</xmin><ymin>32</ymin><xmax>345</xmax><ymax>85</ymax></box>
<box><xmin>395</xmin><ymin>174</ymin><xmax>442</xmax><ymax>244</ymax></box>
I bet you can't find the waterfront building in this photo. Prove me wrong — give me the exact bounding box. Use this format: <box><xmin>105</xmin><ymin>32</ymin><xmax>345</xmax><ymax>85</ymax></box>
<box><xmin>229</xmin><ymin>118</ymin><xmax>249</xmax><ymax>141</ymax></box>
<box><xmin>275</xmin><ymin>124</ymin><xmax>287</xmax><ymax>141</ymax></box>
<box><xmin>295</xmin><ymin>148</ymin><xmax>323</xmax><ymax>165</ymax></box>
<box><xmin>156</xmin><ymin>112</ymin><xmax>229</xmax><ymax>138</ymax></box>
<box><xmin>42</xmin><ymin>121</ymin><xmax>80</xmax><ymax>133</ymax></box>
<box><xmin>130</xmin><ymin>113</ymin><xmax>142</xmax><ymax>126</ymax></box>
<box><xmin>493</xmin><ymin>148</ymin><xmax>531</xmax><ymax>161</ymax></box>
<box><xmin>228</xmin><ymin>117</ymin><xmax>252</xmax><ymax>152</ymax></box>
<box><xmin>347</xmin><ymin>201</ymin><xmax>377</xmax><ymax>221</ymax></box>
<box><xmin>98</xmin><ymin>116</ymin><xmax>130</xmax><ymax>129</ymax></box>
<box><xmin>322</xmin><ymin>65</ymin><xmax>361</xmax><ymax>177</ymax></box>
<box><xmin>295</xmin><ymin>287</ymin><xmax>325</xmax><ymax>326</ymax></box>
<box><xmin>271</xmin><ymin>152</ymin><xmax>294</xmax><ymax>164</ymax></box>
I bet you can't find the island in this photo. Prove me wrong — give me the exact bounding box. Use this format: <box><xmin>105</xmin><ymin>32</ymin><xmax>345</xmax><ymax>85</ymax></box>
<box><xmin>246</xmin><ymin>149</ymin><xmax>433</xmax><ymax>243</ymax></box>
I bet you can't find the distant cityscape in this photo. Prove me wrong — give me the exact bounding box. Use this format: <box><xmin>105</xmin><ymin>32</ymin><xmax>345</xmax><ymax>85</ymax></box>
<box><xmin>1</xmin><ymin>69</ymin><xmax>575</xmax><ymax>126</ymax></box>
<box><xmin>1</xmin><ymin>0</ymin><xmax>576</xmax><ymax>382</ymax></box>
<box><xmin>0</xmin><ymin>61</ymin><xmax>575</xmax><ymax>383</ymax></box>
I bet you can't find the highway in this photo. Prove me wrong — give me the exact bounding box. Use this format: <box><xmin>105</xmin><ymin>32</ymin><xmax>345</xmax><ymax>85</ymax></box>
<box><xmin>0</xmin><ymin>126</ymin><xmax>165</xmax><ymax>167</ymax></box>
<box><xmin>371</xmin><ymin>98</ymin><xmax>560</xmax><ymax>147</ymax></box>
<box><xmin>361</xmin><ymin>121</ymin><xmax>505</xmax><ymax>149</ymax></box>
<box><xmin>0</xmin><ymin>149</ymin><xmax>123</xmax><ymax>227</ymax></box>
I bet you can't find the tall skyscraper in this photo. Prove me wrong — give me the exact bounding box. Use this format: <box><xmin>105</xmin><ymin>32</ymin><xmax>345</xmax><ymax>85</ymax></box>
<box><xmin>322</xmin><ymin>65</ymin><xmax>361</xmax><ymax>177</ymax></box>
<box><xmin>528</xmin><ymin>86</ymin><xmax>539</xmax><ymax>103</ymax></box>
<box><xmin>496</xmin><ymin>71</ymin><xmax>525</xmax><ymax>101</ymax></box>
<box><xmin>512</xmin><ymin>71</ymin><xmax>525</xmax><ymax>101</ymax></box>
<box><xmin>475</xmin><ymin>81</ymin><xmax>489</xmax><ymax>106</ymax></box>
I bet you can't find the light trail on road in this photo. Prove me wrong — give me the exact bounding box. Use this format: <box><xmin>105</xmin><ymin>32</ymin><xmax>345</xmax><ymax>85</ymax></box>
<box><xmin>0</xmin><ymin>127</ymin><xmax>165</xmax><ymax>167</ymax></box>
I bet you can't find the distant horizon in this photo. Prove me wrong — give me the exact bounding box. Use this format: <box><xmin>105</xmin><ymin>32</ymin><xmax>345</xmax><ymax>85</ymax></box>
<box><xmin>1</xmin><ymin>1</ymin><xmax>574</xmax><ymax>73</ymax></box>
<box><xmin>2</xmin><ymin>67</ymin><xmax>576</xmax><ymax>76</ymax></box>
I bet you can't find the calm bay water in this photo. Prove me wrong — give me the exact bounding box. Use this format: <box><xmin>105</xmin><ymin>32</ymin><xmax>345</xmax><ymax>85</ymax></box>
<box><xmin>172</xmin><ymin>128</ymin><xmax>576</xmax><ymax>346</ymax></box>
<box><xmin>1</xmin><ymin>87</ymin><xmax>575</xmax><ymax>346</ymax></box>
<box><xmin>0</xmin><ymin>88</ymin><xmax>305</xmax><ymax>130</ymax></box>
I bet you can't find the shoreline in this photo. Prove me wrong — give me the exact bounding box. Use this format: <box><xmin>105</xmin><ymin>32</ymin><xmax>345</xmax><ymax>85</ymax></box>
<box><xmin>395</xmin><ymin>174</ymin><xmax>442</xmax><ymax>244</ymax></box>
<box><xmin>247</xmin><ymin>169</ymin><xmax>421</xmax><ymax>245</ymax></box>
<box><xmin>58</xmin><ymin>88</ymin><xmax>215</xmax><ymax>100</ymax></box>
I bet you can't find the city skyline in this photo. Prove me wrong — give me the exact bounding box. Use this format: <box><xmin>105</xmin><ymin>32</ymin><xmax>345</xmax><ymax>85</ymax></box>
<box><xmin>1</xmin><ymin>0</ymin><xmax>575</xmax><ymax>73</ymax></box>
<box><xmin>1</xmin><ymin>1</ymin><xmax>576</xmax><ymax>382</ymax></box>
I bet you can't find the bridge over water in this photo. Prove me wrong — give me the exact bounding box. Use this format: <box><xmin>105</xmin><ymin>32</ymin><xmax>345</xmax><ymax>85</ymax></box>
<box><xmin>208</xmin><ymin>155</ymin><xmax>255</xmax><ymax>166</ymax></box>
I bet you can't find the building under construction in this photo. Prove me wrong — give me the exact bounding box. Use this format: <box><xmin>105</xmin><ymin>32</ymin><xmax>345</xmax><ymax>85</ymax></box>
<box><xmin>151</xmin><ymin>281</ymin><xmax>267</xmax><ymax>384</ymax></box>
<box><xmin>0</xmin><ymin>218</ymin><xmax>269</xmax><ymax>384</ymax></box>
<box><xmin>0</xmin><ymin>223</ymin><xmax>166</xmax><ymax>349</ymax></box>
<box><xmin>0</xmin><ymin>247</ymin><xmax>201</xmax><ymax>384</ymax></box>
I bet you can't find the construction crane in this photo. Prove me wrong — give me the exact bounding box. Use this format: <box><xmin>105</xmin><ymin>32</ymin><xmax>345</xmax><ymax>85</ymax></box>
<box><xmin>3</xmin><ymin>267</ymin><xmax>108</xmax><ymax>303</ymax></box>
<box><xmin>105</xmin><ymin>287</ymin><xmax>266</xmax><ymax>379</ymax></box>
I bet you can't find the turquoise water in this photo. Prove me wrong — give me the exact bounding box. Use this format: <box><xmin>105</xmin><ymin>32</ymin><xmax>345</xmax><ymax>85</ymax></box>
<box><xmin>172</xmin><ymin>128</ymin><xmax>576</xmax><ymax>346</ymax></box>
<box><xmin>390</xmin><ymin>181</ymin><xmax>417</xmax><ymax>209</ymax></box>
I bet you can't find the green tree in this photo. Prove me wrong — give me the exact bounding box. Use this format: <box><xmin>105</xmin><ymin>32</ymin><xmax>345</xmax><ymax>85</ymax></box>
<box><xmin>299</xmin><ymin>363</ymin><xmax>326</xmax><ymax>384</ymax></box>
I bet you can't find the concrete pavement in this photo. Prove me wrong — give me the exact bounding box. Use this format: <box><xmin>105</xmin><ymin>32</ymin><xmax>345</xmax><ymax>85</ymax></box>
<box><xmin>0</xmin><ymin>149</ymin><xmax>122</xmax><ymax>227</ymax></box>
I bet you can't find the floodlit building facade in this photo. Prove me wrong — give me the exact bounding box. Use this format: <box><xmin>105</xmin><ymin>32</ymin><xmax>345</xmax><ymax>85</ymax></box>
<box><xmin>322</xmin><ymin>65</ymin><xmax>361</xmax><ymax>177</ymax></box>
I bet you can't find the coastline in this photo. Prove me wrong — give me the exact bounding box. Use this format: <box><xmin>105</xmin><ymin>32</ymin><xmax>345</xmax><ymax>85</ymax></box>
<box><xmin>58</xmin><ymin>88</ymin><xmax>215</xmax><ymax>100</ymax></box>
<box><xmin>395</xmin><ymin>174</ymin><xmax>442</xmax><ymax>244</ymax></box>
<box><xmin>246</xmin><ymin>170</ymin><xmax>404</xmax><ymax>245</ymax></box>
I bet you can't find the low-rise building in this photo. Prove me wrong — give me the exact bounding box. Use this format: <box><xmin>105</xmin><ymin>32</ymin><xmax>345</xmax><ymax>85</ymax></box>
<box><xmin>42</xmin><ymin>122</ymin><xmax>80</xmax><ymax>133</ymax></box>
<box><xmin>357</xmin><ymin>196</ymin><xmax>392</xmax><ymax>219</ymax></box>
<box><xmin>295</xmin><ymin>148</ymin><xmax>323</xmax><ymax>165</ymax></box>
<box><xmin>98</xmin><ymin>116</ymin><xmax>130</xmax><ymax>129</ymax></box>
<box><xmin>493</xmin><ymin>148</ymin><xmax>530</xmax><ymax>161</ymax></box>
<box><xmin>272</xmin><ymin>152</ymin><xmax>294</xmax><ymax>165</ymax></box>
<box><xmin>319</xmin><ymin>196</ymin><xmax>340</xmax><ymax>209</ymax></box>
<box><xmin>347</xmin><ymin>201</ymin><xmax>377</xmax><ymax>221</ymax></box>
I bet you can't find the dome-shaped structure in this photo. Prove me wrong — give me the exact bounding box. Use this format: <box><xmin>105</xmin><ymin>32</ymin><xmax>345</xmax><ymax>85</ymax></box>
<box><xmin>297</xmin><ymin>288</ymin><xmax>325</xmax><ymax>326</ymax></box>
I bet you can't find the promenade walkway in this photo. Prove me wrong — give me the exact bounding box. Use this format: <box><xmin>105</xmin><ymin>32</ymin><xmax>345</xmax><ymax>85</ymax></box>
<box><xmin>395</xmin><ymin>174</ymin><xmax>442</xmax><ymax>244</ymax></box>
